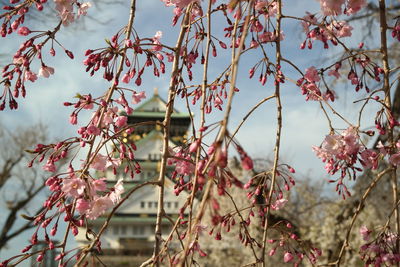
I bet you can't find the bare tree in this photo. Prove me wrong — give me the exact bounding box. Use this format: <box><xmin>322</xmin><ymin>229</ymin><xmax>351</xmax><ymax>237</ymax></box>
<box><xmin>0</xmin><ymin>123</ymin><xmax>48</xmax><ymax>250</ymax></box>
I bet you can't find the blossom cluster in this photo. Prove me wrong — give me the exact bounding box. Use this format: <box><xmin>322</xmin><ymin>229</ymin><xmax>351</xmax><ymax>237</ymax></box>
<box><xmin>301</xmin><ymin>13</ymin><xmax>354</xmax><ymax>49</ymax></box>
<box><xmin>318</xmin><ymin>0</ymin><xmax>367</xmax><ymax>16</ymax></box>
<box><xmin>312</xmin><ymin>127</ymin><xmax>379</xmax><ymax>196</ymax></box>
<box><xmin>1</xmin><ymin>0</ymin><xmax>93</xmax><ymax>111</ymax></box>
<box><xmin>268</xmin><ymin>223</ymin><xmax>322</xmax><ymax>266</ymax></box>
<box><xmin>359</xmin><ymin>226</ymin><xmax>400</xmax><ymax>266</ymax></box>
<box><xmin>54</xmin><ymin>0</ymin><xmax>92</xmax><ymax>26</ymax></box>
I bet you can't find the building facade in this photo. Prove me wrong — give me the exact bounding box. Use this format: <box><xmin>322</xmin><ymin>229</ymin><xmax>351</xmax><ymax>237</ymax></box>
<box><xmin>75</xmin><ymin>91</ymin><xmax>192</xmax><ymax>266</ymax></box>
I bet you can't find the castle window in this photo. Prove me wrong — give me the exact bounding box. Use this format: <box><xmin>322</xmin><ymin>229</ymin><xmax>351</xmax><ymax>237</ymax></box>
<box><xmin>148</xmin><ymin>202</ymin><xmax>153</xmax><ymax>208</ymax></box>
<box><xmin>113</xmin><ymin>226</ymin><xmax>119</xmax><ymax>235</ymax></box>
<box><xmin>121</xmin><ymin>225</ymin><xmax>127</xmax><ymax>235</ymax></box>
<box><xmin>175</xmin><ymin>202</ymin><xmax>179</xmax><ymax>208</ymax></box>
<box><xmin>140</xmin><ymin>201</ymin><xmax>145</xmax><ymax>208</ymax></box>
<box><xmin>166</xmin><ymin>202</ymin><xmax>171</xmax><ymax>209</ymax></box>
<box><xmin>133</xmin><ymin>226</ymin><xmax>145</xmax><ymax>236</ymax></box>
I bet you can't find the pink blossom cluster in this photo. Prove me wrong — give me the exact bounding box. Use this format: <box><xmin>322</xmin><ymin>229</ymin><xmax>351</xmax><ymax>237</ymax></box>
<box><xmin>318</xmin><ymin>0</ymin><xmax>366</xmax><ymax>16</ymax></box>
<box><xmin>346</xmin><ymin>55</ymin><xmax>384</xmax><ymax>93</ymax></box>
<box><xmin>313</xmin><ymin>127</ymin><xmax>375</xmax><ymax>174</ymax></box>
<box><xmin>359</xmin><ymin>226</ymin><xmax>400</xmax><ymax>266</ymax></box>
<box><xmin>47</xmin><ymin>173</ymin><xmax>124</xmax><ymax>221</ymax></box>
<box><xmin>255</xmin><ymin>0</ymin><xmax>278</xmax><ymax>18</ymax></box>
<box><xmin>161</xmin><ymin>0</ymin><xmax>198</xmax><ymax>9</ymax></box>
<box><xmin>54</xmin><ymin>0</ymin><xmax>91</xmax><ymax>26</ymax></box>
<box><xmin>168</xmin><ymin>148</ymin><xmax>195</xmax><ymax>177</ymax></box>
<box><xmin>160</xmin><ymin>0</ymin><xmax>204</xmax><ymax>25</ymax></box>
<box><xmin>297</xmin><ymin>66</ymin><xmax>335</xmax><ymax>101</ymax></box>
<box><xmin>84</xmin><ymin>34</ymin><xmax>166</xmax><ymax>86</ymax></box>
<box><xmin>373</xmin><ymin>140</ymin><xmax>400</xmax><ymax>167</ymax></box>
<box><xmin>188</xmin><ymin>80</ymin><xmax>231</xmax><ymax>113</ymax></box>
<box><xmin>168</xmin><ymin>139</ymin><xmax>246</xmax><ymax>197</ymax></box>
<box><xmin>64</xmin><ymin>91</ymin><xmax>146</xmax><ymax>147</ymax></box>
<box><xmin>1</xmin><ymin>0</ymin><xmax>45</xmax><ymax>38</ymax></box>
<box><xmin>301</xmin><ymin>13</ymin><xmax>353</xmax><ymax>49</ymax></box>
<box><xmin>1</xmin><ymin>15</ymin><xmax>77</xmax><ymax>111</ymax></box>
<box><xmin>243</xmin><ymin>164</ymin><xmax>296</xmax><ymax>219</ymax></box>
<box><xmin>267</xmin><ymin>222</ymin><xmax>322</xmax><ymax>266</ymax></box>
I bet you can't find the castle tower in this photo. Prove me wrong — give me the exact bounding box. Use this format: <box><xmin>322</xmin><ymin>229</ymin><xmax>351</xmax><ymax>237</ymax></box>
<box><xmin>75</xmin><ymin>91</ymin><xmax>192</xmax><ymax>266</ymax></box>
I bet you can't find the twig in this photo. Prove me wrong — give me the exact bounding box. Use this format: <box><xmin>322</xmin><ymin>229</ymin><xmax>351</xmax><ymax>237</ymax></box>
<box><xmin>261</xmin><ymin>1</ymin><xmax>283</xmax><ymax>265</ymax></box>
<box><xmin>331</xmin><ymin>167</ymin><xmax>392</xmax><ymax>266</ymax></box>
<box><xmin>152</xmin><ymin>7</ymin><xmax>191</xmax><ymax>267</ymax></box>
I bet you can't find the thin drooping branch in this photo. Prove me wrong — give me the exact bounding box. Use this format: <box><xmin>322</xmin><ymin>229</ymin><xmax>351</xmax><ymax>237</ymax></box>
<box><xmin>152</xmin><ymin>7</ymin><xmax>191</xmax><ymax>267</ymax></box>
<box><xmin>188</xmin><ymin>0</ymin><xmax>213</xmax><ymax>240</ymax></box>
<box><xmin>261</xmin><ymin>0</ymin><xmax>283</xmax><ymax>266</ymax></box>
<box><xmin>378</xmin><ymin>0</ymin><xmax>400</xmax><ymax>259</ymax></box>
<box><xmin>227</xmin><ymin>94</ymin><xmax>276</xmax><ymax>147</ymax></box>
<box><xmin>179</xmin><ymin>2</ymin><xmax>253</xmax><ymax>266</ymax></box>
<box><xmin>67</xmin><ymin>0</ymin><xmax>138</xmax><ymax>263</ymax></box>
<box><xmin>333</xmin><ymin>167</ymin><xmax>392</xmax><ymax>266</ymax></box>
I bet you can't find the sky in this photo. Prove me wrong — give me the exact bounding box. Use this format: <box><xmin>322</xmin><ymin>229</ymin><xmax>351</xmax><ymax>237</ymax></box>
<box><xmin>0</xmin><ymin>0</ymin><xmax>386</xmax><ymax>264</ymax></box>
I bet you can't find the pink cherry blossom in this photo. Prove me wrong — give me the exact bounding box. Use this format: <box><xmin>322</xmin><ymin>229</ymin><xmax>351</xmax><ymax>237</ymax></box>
<box><xmin>105</xmin><ymin>157</ymin><xmax>122</xmax><ymax>169</ymax></box>
<box><xmin>319</xmin><ymin>0</ymin><xmax>345</xmax><ymax>16</ymax></box>
<box><xmin>62</xmin><ymin>178</ymin><xmax>86</xmax><ymax>198</ymax></box>
<box><xmin>328</xmin><ymin>21</ymin><xmax>353</xmax><ymax>38</ymax></box>
<box><xmin>132</xmin><ymin>91</ymin><xmax>146</xmax><ymax>104</ymax></box>
<box><xmin>255</xmin><ymin>1</ymin><xmax>277</xmax><ymax>17</ymax></box>
<box><xmin>76</xmin><ymin>198</ymin><xmax>90</xmax><ymax>214</ymax></box>
<box><xmin>189</xmin><ymin>140</ymin><xmax>199</xmax><ymax>153</ymax></box>
<box><xmin>24</xmin><ymin>70</ymin><xmax>38</xmax><ymax>82</ymax></box>
<box><xmin>346</xmin><ymin>0</ymin><xmax>367</xmax><ymax>15</ymax></box>
<box><xmin>360</xmin><ymin>149</ymin><xmax>378</xmax><ymax>169</ymax></box>
<box><xmin>258</xmin><ymin>31</ymin><xmax>274</xmax><ymax>43</ymax></box>
<box><xmin>302</xmin><ymin>82</ymin><xmax>322</xmax><ymax>101</ymax></box>
<box><xmin>175</xmin><ymin>155</ymin><xmax>195</xmax><ymax>175</ymax></box>
<box><xmin>161</xmin><ymin>0</ymin><xmax>198</xmax><ymax>9</ymax></box>
<box><xmin>241</xmin><ymin>155</ymin><xmax>254</xmax><ymax>170</ymax></box>
<box><xmin>86</xmin><ymin>124</ymin><xmax>101</xmax><ymax>136</ymax></box>
<box><xmin>109</xmin><ymin>178</ymin><xmax>124</xmax><ymax>204</ymax></box>
<box><xmin>77</xmin><ymin>2</ymin><xmax>91</xmax><ymax>17</ymax></box>
<box><xmin>304</xmin><ymin>67</ymin><xmax>320</xmax><ymax>83</ymax></box>
<box><xmin>152</xmin><ymin>31</ymin><xmax>163</xmax><ymax>51</ymax></box>
<box><xmin>313</xmin><ymin>127</ymin><xmax>363</xmax><ymax>175</ymax></box>
<box><xmin>86</xmin><ymin>196</ymin><xmax>113</xmax><ymax>220</ymax></box>
<box><xmin>121</xmin><ymin>73</ymin><xmax>131</xmax><ymax>84</ymax></box>
<box><xmin>360</xmin><ymin>225</ymin><xmax>371</xmax><ymax>241</ymax></box>
<box><xmin>168</xmin><ymin>149</ymin><xmax>195</xmax><ymax>176</ymax></box>
<box><xmin>43</xmin><ymin>160</ymin><xmax>56</xmax><ymax>172</ymax></box>
<box><xmin>60</xmin><ymin>10</ymin><xmax>75</xmax><ymax>26</ymax></box>
<box><xmin>38</xmin><ymin>65</ymin><xmax>55</xmax><ymax>78</ymax></box>
<box><xmin>92</xmin><ymin>178</ymin><xmax>107</xmax><ymax>192</ymax></box>
<box><xmin>90</xmin><ymin>153</ymin><xmax>108</xmax><ymax>171</ymax></box>
<box><xmin>271</xmin><ymin>198</ymin><xmax>288</xmax><ymax>210</ymax></box>
<box><xmin>54</xmin><ymin>0</ymin><xmax>74</xmax><ymax>13</ymax></box>
<box><xmin>328</xmin><ymin>69</ymin><xmax>341</xmax><ymax>79</ymax></box>
<box><xmin>115</xmin><ymin>116</ymin><xmax>127</xmax><ymax>128</ymax></box>
<box><xmin>251</xmin><ymin>20</ymin><xmax>263</xmax><ymax>32</ymax></box>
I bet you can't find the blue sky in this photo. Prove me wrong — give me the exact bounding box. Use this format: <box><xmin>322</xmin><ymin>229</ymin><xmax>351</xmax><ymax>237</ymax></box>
<box><xmin>0</xmin><ymin>0</ymin><xmax>385</xmax><ymax>264</ymax></box>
